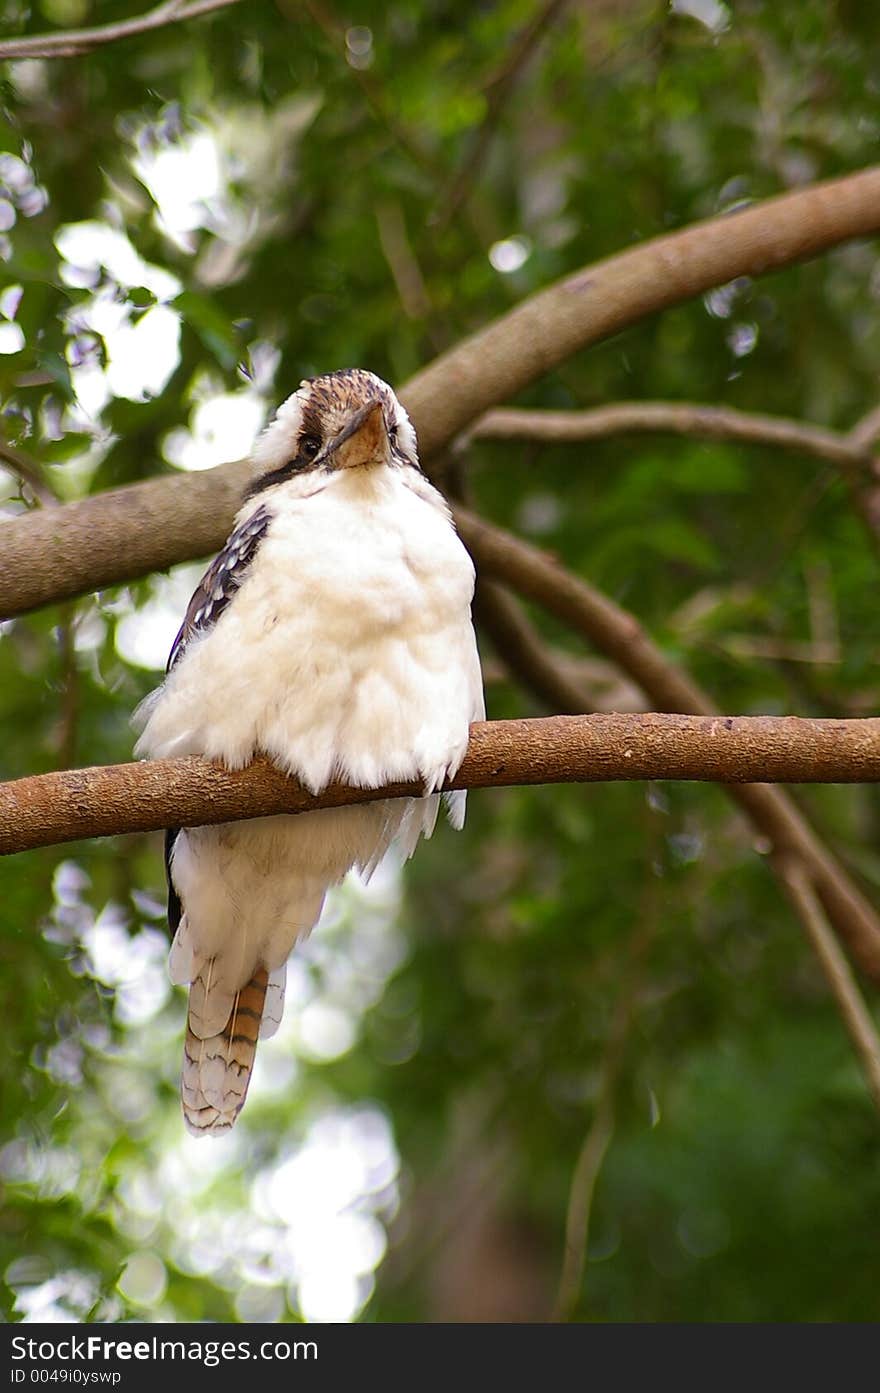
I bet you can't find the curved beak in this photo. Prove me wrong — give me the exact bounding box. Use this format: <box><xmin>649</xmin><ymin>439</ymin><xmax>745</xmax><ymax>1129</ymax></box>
<box><xmin>325</xmin><ymin>398</ymin><xmax>389</xmax><ymax>470</ymax></box>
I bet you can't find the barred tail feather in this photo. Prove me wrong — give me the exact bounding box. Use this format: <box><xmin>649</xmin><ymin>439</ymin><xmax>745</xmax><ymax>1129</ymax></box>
<box><xmin>260</xmin><ymin>963</ymin><xmax>287</xmax><ymax>1040</ymax></box>
<box><xmin>181</xmin><ymin>966</ymin><xmax>268</xmax><ymax>1137</ymax></box>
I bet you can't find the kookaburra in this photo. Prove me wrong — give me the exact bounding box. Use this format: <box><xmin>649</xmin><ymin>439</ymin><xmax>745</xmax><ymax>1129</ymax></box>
<box><xmin>135</xmin><ymin>369</ymin><xmax>484</xmax><ymax>1136</ymax></box>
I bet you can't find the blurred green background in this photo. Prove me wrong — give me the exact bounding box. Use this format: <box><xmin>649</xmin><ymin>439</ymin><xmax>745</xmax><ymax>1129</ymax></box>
<box><xmin>2</xmin><ymin>0</ymin><xmax>880</xmax><ymax>1323</ymax></box>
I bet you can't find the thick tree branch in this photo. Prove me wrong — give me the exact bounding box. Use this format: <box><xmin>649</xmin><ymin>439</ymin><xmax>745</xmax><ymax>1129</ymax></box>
<box><xmin>0</xmin><ymin>0</ymin><xmax>241</xmax><ymax>60</ymax></box>
<box><xmin>0</xmin><ymin>458</ymin><xmax>255</xmax><ymax>621</ymax></box>
<box><xmin>4</xmin><ymin>713</ymin><xmax>880</xmax><ymax>857</ymax></box>
<box><xmin>458</xmin><ymin>511</ymin><xmax>880</xmax><ymax>978</ymax></box>
<box><xmin>4</xmin><ymin>165</ymin><xmax>880</xmax><ymax>619</ymax></box>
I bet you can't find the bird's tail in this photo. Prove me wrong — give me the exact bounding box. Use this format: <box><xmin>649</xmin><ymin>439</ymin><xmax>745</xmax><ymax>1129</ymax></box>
<box><xmin>181</xmin><ymin>964</ymin><xmax>282</xmax><ymax>1137</ymax></box>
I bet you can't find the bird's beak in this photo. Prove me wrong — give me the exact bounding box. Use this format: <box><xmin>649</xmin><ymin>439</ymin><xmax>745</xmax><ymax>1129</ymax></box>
<box><xmin>326</xmin><ymin>398</ymin><xmax>389</xmax><ymax>470</ymax></box>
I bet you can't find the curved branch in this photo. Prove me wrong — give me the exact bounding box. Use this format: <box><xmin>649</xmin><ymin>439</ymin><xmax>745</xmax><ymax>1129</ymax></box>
<box><xmin>474</xmin><ymin>579</ymin><xmax>617</xmax><ymax>714</ymax></box>
<box><xmin>466</xmin><ymin>401</ymin><xmax>880</xmax><ymax>553</ymax></box>
<box><xmin>778</xmin><ymin>860</ymin><xmax>880</xmax><ymax>1114</ymax></box>
<box><xmin>4</xmin><ymin>165</ymin><xmax>880</xmax><ymax>618</ymax></box>
<box><xmin>0</xmin><ymin>436</ymin><xmax>59</xmax><ymax>508</ymax></box>
<box><xmin>4</xmin><ymin>713</ymin><xmax>880</xmax><ymax>857</ymax></box>
<box><xmin>465</xmin><ymin>401</ymin><xmax>875</xmax><ymax>472</ymax></box>
<box><xmin>0</xmin><ymin>0</ymin><xmax>241</xmax><ymax>60</ymax></box>
<box><xmin>459</xmin><ymin>509</ymin><xmax>714</xmax><ymax>714</ymax></box>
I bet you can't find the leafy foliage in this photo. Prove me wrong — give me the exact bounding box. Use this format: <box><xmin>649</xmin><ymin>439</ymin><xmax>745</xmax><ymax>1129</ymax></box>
<box><xmin>2</xmin><ymin>0</ymin><xmax>880</xmax><ymax>1323</ymax></box>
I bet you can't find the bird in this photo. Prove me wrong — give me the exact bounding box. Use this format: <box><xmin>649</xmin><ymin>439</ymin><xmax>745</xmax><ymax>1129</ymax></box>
<box><xmin>134</xmin><ymin>368</ymin><xmax>485</xmax><ymax>1136</ymax></box>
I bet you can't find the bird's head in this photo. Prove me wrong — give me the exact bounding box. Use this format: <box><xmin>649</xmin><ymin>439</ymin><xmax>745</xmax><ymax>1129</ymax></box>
<box><xmin>247</xmin><ymin>368</ymin><xmax>419</xmax><ymax>498</ymax></box>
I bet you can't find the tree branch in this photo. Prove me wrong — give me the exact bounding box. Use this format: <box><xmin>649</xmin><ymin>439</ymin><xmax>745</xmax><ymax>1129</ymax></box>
<box><xmin>0</xmin><ymin>457</ymin><xmax>255</xmax><ymax>620</ymax></box>
<box><xmin>848</xmin><ymin>403</ymin><xmax>880</xmax><ymax>453</ymax></box>
<box><xmin>0</xmin><ymin>436</ymin><xmax>59</xmax><ymax>508</ymax></box>
<box><xmin>465</xmin><ymin>400</ymin><xmax>880</xmax><ymax>558</ymax></box>
<box><xmin>0</xmin><ymin>0</ymin><xmax>241</xmax><ymax>60</ymax></box>
<box><xmin>473</xmin><ymin>579</ymin><xmax>601</xmax><ymax>714</ymax></box>
<box><xmin>5</xmin><ymin>713</ymin><xmax>880</xmax><ymax>857</ymax></box>
<box><xmin>464</xmin><ymin>401</ymin><xmax>876</xmax><ymax>474</ymax></box>
<box><xmin>4</xmin><ymin>165</ymin><xmax>880</xmax><ymax>619</ymax></box>
<box><xmin>778</xmin><ymin>859</ymin><xmax>880</xmax><ymax>1115</ymax></box>
<box><xmin>457</xmin><ymin>510</ymin><xmax>880</xmax><ymax>979</ymax></box>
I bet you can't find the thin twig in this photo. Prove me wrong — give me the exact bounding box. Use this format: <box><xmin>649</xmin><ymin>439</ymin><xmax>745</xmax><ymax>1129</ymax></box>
<box><xmin>554</xmin><ymin>1089</ymin><xmax>615</xmax><ymax>1322</ymax></box>
<box><xmin>435</xmin><ymin>0</ymin><xmax>573</xmax><ymax>231</ymax></box>
<box><xmin>718</xmin><ymin>634</ymin><xmax>840</xmax><ymax>665</ymax></box>
<box><xmin>464</xmin><ymin>400</ymin><xmax>875</xmax><ymax>474</ymax></box>
<box><xmin>0</xmin><ymin>0</ymin><xmax>240</xmax><ymax>60</ymax></box>
<box><xmin>0</xmin><ymin>437</ymin><xmax>58</xmax><ymax>508</ymax></box>
<box><xmin>778</xmin><ymin>860</ymin><xmax>880</xmax><ymax>1115</ymax></box>
<box><xmin>374</xmin><ymin>201</ymin><xmax>450</xmax><ymax>356</ymax></box>
<box><xmin>848</xmin><ymin>403</ymin><xmax>880</xmax><ymax>453</ymax></box>
<box><xmin>553</xmin><ymin>910</ymin><xmax>655</xmax><ymax>1322</ymax></box>
<box><xmin>376</xmin><ymin>202</ymin><xmax>432</xmax><ymax>321</ymax></box>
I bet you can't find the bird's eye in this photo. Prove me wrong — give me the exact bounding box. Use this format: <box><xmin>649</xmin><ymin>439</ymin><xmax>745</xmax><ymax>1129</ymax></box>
<box><xmin>300</xmin><ymin>434</ymin><xmax>321</xmax><ymax>460</ymax></box>
<box><xmin>389</xmin><ymin>423</ymin><xmax>399</xmax><ymax>443</ymax></box>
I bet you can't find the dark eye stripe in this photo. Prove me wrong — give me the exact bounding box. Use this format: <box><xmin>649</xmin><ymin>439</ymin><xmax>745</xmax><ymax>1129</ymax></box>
<box><xmin>245</xmin><ymin>432</ymin><xmax>324</xmax><ymax>497</ymax></box>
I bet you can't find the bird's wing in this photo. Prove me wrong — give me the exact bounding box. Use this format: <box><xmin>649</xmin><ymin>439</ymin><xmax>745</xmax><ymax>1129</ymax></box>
<box><xmin>166</xmin><ymin>504</ymin><xmax>271</xmax><ymax>672</ymax></box>
<box><xmin>163</xmin><ymin>504</ymin><xmax>271</xmax><ymax>934</ymax></box>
